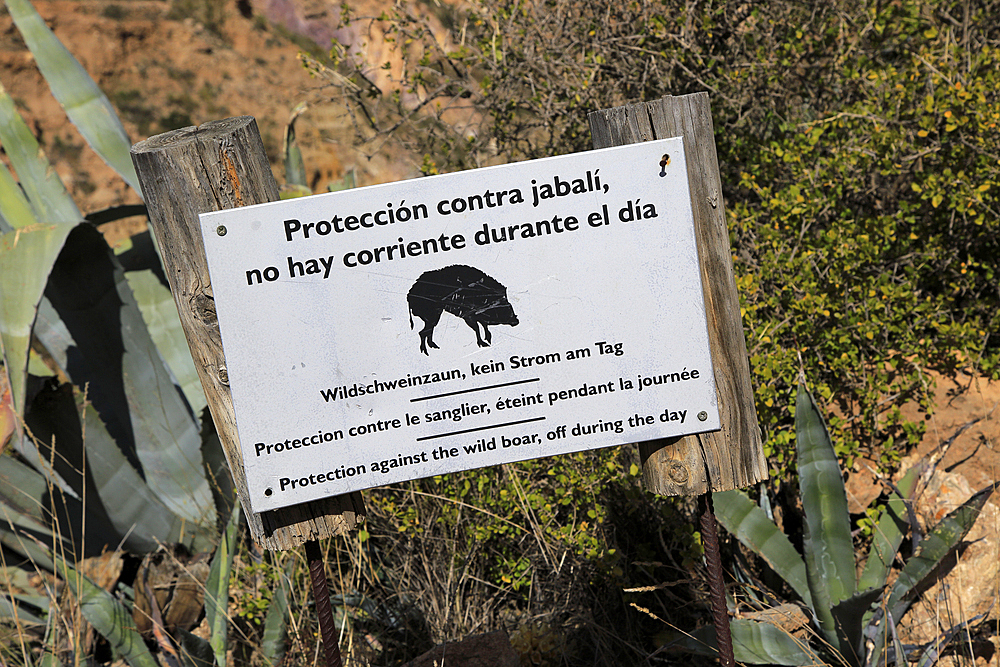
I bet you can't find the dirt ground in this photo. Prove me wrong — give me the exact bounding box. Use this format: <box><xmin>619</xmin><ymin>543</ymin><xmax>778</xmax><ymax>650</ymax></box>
<box><xmin>839</xmin><ymin>369</ymin><xmax>1000</xmax><ymax>665</ymax></box>
<box><xmin>845</xmin><ymin>370</ymin><xmax>1000</xmax><ymax>512</ymax></box>
<box><xmin>901</xmin><ymin>371</ymin><xmax>1000</xmax><ymax>490</ymax></box>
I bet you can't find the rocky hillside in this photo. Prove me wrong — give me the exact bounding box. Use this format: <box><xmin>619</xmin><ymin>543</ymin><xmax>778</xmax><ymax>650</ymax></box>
<box><xmin>0</xmin><ymin>0</ymin><xmax>429</xmax><ymax>236</ymax></box>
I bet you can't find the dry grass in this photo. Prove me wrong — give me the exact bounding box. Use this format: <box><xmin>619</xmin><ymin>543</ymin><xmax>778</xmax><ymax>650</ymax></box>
<box><xmin>2</xmin><ymin>405</ymin><xmax>712</xmax><ymax>667</ymax></box>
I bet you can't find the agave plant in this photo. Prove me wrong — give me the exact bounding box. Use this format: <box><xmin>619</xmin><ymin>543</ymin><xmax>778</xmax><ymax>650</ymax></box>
<box><xmin>668</xmin><ymin>382</ymin><xmax>994</xmax><ymax>666</ymax></box>
<box><xmin>0</xmin><ymin>0</ymin><xmax>263</xmax><ymax>660</ymax></box>
<box><xmin>0</xmin><ymin>0</ymin><xmax>222</xmax><ymax>548</ymax></box>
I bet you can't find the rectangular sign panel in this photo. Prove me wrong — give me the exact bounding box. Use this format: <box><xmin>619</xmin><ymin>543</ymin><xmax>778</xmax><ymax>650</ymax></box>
<box><xmin>201</xmin><ymin>137</ymin><xmax>720</xmax><ymax>512</ymax></box>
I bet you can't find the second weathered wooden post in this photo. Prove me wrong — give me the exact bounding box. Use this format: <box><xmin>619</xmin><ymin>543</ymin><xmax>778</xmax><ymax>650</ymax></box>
<box><xmin>589</xmin><ymin>93</ymin><xmax>766</xmax><ymax>495</ymax></box>
<box><xmin>590</xmin><ymin>94</ymin><xmax>768</xmax><ymax>667</ymax></box>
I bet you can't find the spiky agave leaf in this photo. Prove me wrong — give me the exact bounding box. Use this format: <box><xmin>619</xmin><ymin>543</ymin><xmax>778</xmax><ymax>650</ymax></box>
<box><xmin>260</xmin><ymin>557</ymin><xmax>295</xmax><ymax>666</ymax></box>
<box><xmin>0</xmin><ymin>223</ymin><xmax>77</xmax><ymax>417</ymax></box>
<box><xmin>0</xmin><ymin>79</ymin><xmax>78</xmax><ymax>431</ymax></box>
<box><xmin>865</xmin><ymin>483</ymin><xmax>995</xmax><ymax>667</ymax></box>
<box><xmin>205</xmin><ymin>504</ymin><xmax>240</xmax><ymax>667</ymax></box>
<box><xmin>886</xmin><ymin>483</ymin><xmax>995</xmax><ymax>621</ymax></box>
<box><xmin>173</xmin><ymin>629</ymin><xmax>216</xmax><ymax>667</ymax></box>
<box><xmin>0</xmin><ymin>95</ymin><xmax>217</xmax><ymax>557</ymax></box>
<box><xmin>663</xmin><ymin>617</ymin><xmax>825</xmax><ymax>665</ymax></box>
<box><xmin>4</xmin><ymin>0</ymin><xmax>142</xmax><ymax>194</ymax></box>
<box><xmin>817</xmin><ymin>465</ymin><xmax>923</xmax><ymax>666</ymax></box>
<box><xmin>115</xmin><ymin>233</ymin><xmax>207</xmax><ymax>421</ymax></box>
<box><xmin>0</xmin><ymin>84</ymin><xmax>81</xmax><ymax>224</ymax></box>
<box><xmin>0</xmin><ymin>452</ymin><xmax>65</xmax><ymax>537</ymax></box>
<box><xmin>0</xmin><ymin>484</ymin><xmax>58</xmax><ymax>572</ymax></box>
<box><xmin>0</xmin><ymin>593</ymin><xmax>47</xmax><ymax>626</ymax></box>
<box><xmin>713</xmin><ymin>489</ymin><xmax>814</xmax><ymax>610</ymax></box>
<box><xmin>857</xmin><ymin>465</ymin><xmax>920</xmax><ymax>594</ymax></box>
<box><xmin>53</xmin><ymin>554</ymin><xmax>159</xmax><ymax>667</ymax></box>
<box><xmin>283</xmin><ymin>103</ymin><xmax>310</xmax><ymax>189</ymax></box>
<box><xmin>796</xmin><ymin>382</ymin><xmax>856</xmax><ymax>651</ymax></box>
<box><xmin>829</xmin><ymin>586</ymin><xmax>883</xmax><ymax>666</ymax></box>
<box><xmin>14</xmin><ymin>380</ymin><xmax>201</xmax><ymax>554</ymax></box>
<box><xmin>855</xmin><ymin>463</ymin><xmax>922</xmax><ymax>663</ymax></box>
<box><xmin>31</xmin><ymin>225</ymin><xmax>217</xmax><ymax>546</ymax></box>
<box><xmin>80</xmin><ymin>401</ymin><xmax>207</xmax><ymax>553</ymax></box>
<box><xmin>0</xmin><ymin>160</ymin><xmax>38</xmax><ymax>232</ymax></box>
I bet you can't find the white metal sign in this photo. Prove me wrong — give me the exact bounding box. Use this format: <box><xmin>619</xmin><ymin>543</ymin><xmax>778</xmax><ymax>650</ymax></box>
<box><xmin>201</xmin><ymin>137</ymin><xmax>720</xmax><ymax>512</ymax></box>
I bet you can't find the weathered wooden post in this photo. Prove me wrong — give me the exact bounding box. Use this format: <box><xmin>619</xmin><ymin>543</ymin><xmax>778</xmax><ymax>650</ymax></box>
<box><xmin>589</xmin><ymin>93</ymin><xmax>768</xmax><ymax>666</ymax></box>
<box><xmin>131</xmin><ymin>117</ymin><xmax>362</xmax><ymax>665</ymax></box>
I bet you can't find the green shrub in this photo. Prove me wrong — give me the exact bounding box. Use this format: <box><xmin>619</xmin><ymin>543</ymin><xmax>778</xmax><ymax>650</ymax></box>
<box><xmin>730</xmin><ymin>3</ymin><xmax>1000</xmax><ymax>473</ymax></box>
<box><xmin>339</xmin><ymin>446</ymin><xmax>707</xmax><ymax>664</ymax></box>
<box><xmin>319</xmin><ymin>0</ymin><xmax>1000</xmax><ymax>480</ymax></box>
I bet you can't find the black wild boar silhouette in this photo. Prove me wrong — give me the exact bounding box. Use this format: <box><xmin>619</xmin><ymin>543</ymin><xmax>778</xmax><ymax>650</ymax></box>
<box><xmin>407</xmin><ymin>265</ymin><xmax>519</xmax><ymax>355</ymax></box>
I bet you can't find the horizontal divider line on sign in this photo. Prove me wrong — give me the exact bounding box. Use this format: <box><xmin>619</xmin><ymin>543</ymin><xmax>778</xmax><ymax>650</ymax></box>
<box><xmin>415</xmin><ymin>417</ymin><xmax>547</xmax><ymax>442</ymax></box>
<box><xmin>410</xmin><ymin>377</ymin><xmax>541</xmax><ymax>402</ymax></box>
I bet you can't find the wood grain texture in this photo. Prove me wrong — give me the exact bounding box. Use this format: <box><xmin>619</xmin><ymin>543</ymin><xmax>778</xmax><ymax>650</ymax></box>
<box><xmin>131</xmin><ymin>117</ymin><xmax>364</xmax><ymax>550</ymax></box>
<box><xmin>589</xmin><ymin>95</ymin><xmax>767</xmax><ymax>494</ymax></box>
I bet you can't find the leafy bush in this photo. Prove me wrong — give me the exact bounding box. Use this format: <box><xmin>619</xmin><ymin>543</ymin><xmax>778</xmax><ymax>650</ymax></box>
<box><xmin>340</xmin><ymin>448</ymin><xmax>708</xmax><ymax>665</ymax></box>
<box><xmin>318</xmin><ymin>0</ymin><xmax>1000</xmax><ymax>479</ymax></box>
<box><xmin>731</xmin><ymin>3</ymin><xmax>1000</xmax><ymax>471</ymax></box>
